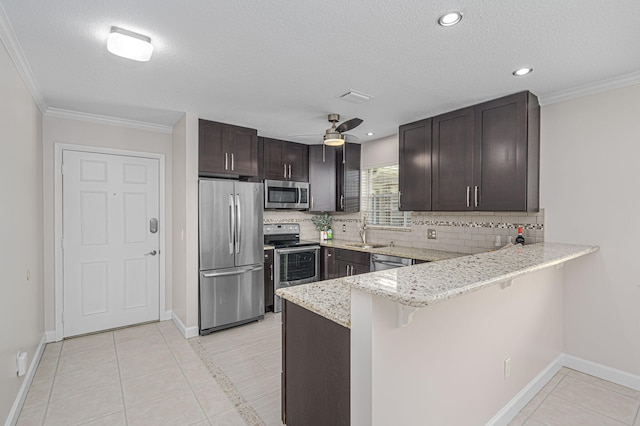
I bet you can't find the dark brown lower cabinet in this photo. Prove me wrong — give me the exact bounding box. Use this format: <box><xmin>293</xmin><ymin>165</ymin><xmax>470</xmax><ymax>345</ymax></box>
<box><xmin>282</xmin><ymin>301</ymin><xmax>350</xmax><ymax>426</ymax></box>
<box><xmin>264</xmin><ymin>249</ymin><xmax>274</xmax><ymax>312</ymax></box>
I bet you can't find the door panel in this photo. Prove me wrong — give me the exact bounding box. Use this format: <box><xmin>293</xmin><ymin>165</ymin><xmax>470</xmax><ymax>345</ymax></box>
<box><xmin>234</xmin><ymin>181</ymin><xmax>263</xmax><ymax>267</ymax></box>
<box><xmin>399</xmin><ymin>118</ymin><xmax>432</xmax><ymax>211</ymax></box>
<box><xmin>63</xmin><ymin>150</ymin><xmax>160</xmax><ymax>337</ymax></box>
<box><xmin>309</xmin><ymin>145</ymin><xmax>336</xmax><ymax>212</ymax></box>
<box><xmin>199</xmin><ymin>179</ymin><xmax>236</xmax><ymax>270</ymax></box>
<box><xmin>228</xmin><ymin>125</ymin><xmax>258</xmax><ymax>176</ymax></box>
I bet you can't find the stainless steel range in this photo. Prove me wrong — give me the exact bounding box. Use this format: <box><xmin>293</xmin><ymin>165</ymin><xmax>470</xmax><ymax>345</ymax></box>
<box><xmin>264</xmin><ymin>223</ymin><xmax>320</xmax><ymax>312</ymax></box>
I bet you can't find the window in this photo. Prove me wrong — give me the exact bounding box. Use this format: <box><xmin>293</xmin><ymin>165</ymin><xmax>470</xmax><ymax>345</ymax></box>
<box><xmin>361</xmin><ymin>165</ymin><xmax>411</xmax><ymax>228</ymax></box>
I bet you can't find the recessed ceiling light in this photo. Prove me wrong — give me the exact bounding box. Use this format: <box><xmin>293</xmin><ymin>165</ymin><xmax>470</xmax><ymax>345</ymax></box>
<box><xmin>367</xmin><ymin>132</ymin><xmax>375</xmax><ymax>136</ymax></box>
<box><xmin>438</xmin><ymin>12</ymin><xmax>462</xmax><ymax>27</ymax></box>
<box><xmin>513</xmin><ymin>67</ymin><xmax>533</xmax><ymax>76</ymax></box>
<box><xmin>107</xmin><ymin>26</ymin><xmax>154</xmax><ymax>62</ymax></box>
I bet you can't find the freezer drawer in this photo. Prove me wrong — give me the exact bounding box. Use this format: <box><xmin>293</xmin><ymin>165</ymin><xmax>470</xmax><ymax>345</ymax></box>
<box><xmin>199</xmin><ymin>264</ymin><xmax>265</xmax><ymax>334</ymax></box>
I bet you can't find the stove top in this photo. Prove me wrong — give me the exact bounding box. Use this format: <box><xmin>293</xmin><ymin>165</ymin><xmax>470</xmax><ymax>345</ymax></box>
<box><xmin>263</xmin><ymin>223</ymin><xmax>319</xmax><ymax>248</ymax></box>
<box><xmin>270</xmin><ymin>239</ymin><xmax>319</xmax><ymax>249</ymax></box>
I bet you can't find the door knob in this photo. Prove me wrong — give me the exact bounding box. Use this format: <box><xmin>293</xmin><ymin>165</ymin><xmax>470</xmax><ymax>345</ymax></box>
<box><xmin>144</xmin><ymin>250</ymin><xmax>157</xmax><ymax>256</ymax></box>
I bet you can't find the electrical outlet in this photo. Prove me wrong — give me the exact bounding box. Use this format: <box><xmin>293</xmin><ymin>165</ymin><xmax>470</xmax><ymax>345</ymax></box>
<box><xmin>427</xmin><ymin>229</ymin><xmax>437</xmax><ymax>239</ymax></box>
<box><xmin>342</xmin><ymin>224</ymin><xmax>346</xmax><ymax>232</ymax></box>
<box><xmin>504</xmin><ymin>357</ymin><xmax>511</xmax><ymax>379</ymax></box>
<box><xmin>26</xmin><ymin>270</ymin><xmax>30</xmax><ymax>281</ymax></box>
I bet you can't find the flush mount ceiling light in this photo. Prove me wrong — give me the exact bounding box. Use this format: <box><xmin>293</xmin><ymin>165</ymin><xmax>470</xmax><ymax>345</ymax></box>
<box><xmin>513</xmin><ymin>67</ymin><xmax>533</xmax><ymax>76</ymax></box>
<box><xmin>438</xmin><ymin>11</ymin><xmax>463</xmax><ymax>27</ymax></box>
<box><xmin>324</xmin><ymin>133</ymin><xmax>345</xmax><ymax>146</ymax></box>
<box><xmin>107</xmin><ymin>26</ymin><xmax>154</xmax><ymax>62</ymax></box>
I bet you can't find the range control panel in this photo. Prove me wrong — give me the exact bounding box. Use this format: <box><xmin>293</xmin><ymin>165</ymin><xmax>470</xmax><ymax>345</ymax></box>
<box><xmin>263</xmin><ymin>223</ymin><xmax>300</xmax><ymax>236</ymax></box>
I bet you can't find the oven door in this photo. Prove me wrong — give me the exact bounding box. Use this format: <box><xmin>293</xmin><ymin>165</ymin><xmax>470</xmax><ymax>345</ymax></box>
<box><xmin>264</xmin><ymin>180</ymin><xmax>310</xmax><ymax>209</ymax></box>
<box><xmin>273</xmin><ymin>245</ymin><xmax>320</xmax><ymax>312</ymax></box>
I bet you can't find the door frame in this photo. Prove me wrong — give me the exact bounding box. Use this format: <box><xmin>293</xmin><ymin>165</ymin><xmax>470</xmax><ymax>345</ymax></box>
<box><xmin>54</xmin><ymin>143</ymin><xmax>167</xmax><ymax>341</ymax></box>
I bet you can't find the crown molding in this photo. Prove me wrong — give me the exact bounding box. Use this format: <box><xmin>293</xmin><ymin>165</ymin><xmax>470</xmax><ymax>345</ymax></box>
<box><xmin>0</xmin><ymin>3</ymin><xmax>47</xmax><ymax>113</ymax></box>
<box><xmin>45</xmin><ymin>108</ymin><xmax>174</xmax><ymax>133</ymax></box>
<box><xmin>539</xmin><ymin>71</ymin><xmax>640</xmax><ymax>106</ymax></box>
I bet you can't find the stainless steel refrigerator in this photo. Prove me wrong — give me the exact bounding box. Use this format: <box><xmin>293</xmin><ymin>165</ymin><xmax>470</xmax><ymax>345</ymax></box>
<box><xmin>199</xmin><ymin>179</ymin><xmax>264</xmax><ymax>335</ymax></box>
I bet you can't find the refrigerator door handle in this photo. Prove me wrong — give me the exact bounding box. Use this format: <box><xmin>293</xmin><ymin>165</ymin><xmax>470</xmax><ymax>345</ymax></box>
<box><xmin>202</xmin><ymin>264</ymin><xmax>263</xmax><ymax>278</ymax></box>
<box><xmin>229</xmin><ymin>194</ymin><xmax>235</xmax><ymax>255</ymax></box>
<box><xmin>235</xmin><ymin>194</ymin><xmax>241</xmax><ymax>254</ymax></box>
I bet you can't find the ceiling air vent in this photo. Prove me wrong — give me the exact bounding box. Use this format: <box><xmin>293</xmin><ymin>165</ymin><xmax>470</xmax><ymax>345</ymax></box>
<box><xmin>340</xmin><ymin>90</ymin><xmax>373</xmax><ymax>104</ymax></box>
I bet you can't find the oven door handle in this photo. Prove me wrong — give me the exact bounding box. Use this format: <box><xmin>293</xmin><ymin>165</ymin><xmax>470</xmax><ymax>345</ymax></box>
<box><xmin>275</xmin><ymin>246</ymin><xmax>321</xmax><ymax>255</ymax></box>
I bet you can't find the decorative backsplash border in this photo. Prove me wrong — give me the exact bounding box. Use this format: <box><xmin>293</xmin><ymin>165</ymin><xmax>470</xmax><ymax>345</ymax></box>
<box><xmin>412</xmin><ymin>219</ymin><xmax>543</xmax><ymax>231</ymax></box>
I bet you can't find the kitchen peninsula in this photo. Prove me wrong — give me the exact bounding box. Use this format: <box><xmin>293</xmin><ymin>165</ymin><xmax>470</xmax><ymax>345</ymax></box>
<box><xmin>277</xmin><ymin>242</ymin><xmax>599</xmax><ymax>425</ymax></box>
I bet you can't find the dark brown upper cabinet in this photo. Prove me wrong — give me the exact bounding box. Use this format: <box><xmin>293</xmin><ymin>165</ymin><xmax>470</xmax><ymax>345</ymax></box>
<box><xmin>308</xmin><ymin>143</ymin><xmax>360</xmax><ymax>213</ymax></box>
<box><xmin>399</xmin><ymin>118</ymin><xmax>432</xmax><ymax>211</ymax></box>
<box><xmin>405</xmin><ymin>91</ymin><xmax>539</xmax><ymax>212</ymax></box>
<box><xmin>263</xmin><ymin>138</ymin><xmax>309</xmax><ymax>182</ymax></box>
<box><xmin>199</xmin><ymin>119</ymin><xmax>258</xmax><ymax>177</ymax></box>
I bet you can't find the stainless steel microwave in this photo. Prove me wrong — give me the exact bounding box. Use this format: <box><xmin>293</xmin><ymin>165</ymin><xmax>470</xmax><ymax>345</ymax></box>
<box><xmin>264</xmin><ymin>179</ymin><xmax>310</xmax><ymax>209</ymax></box>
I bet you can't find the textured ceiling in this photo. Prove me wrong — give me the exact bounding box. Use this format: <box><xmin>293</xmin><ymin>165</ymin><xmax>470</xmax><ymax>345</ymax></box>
<box><xmin>1</xmin><ymin>0</ymin><xmax>639</xmax><ymax>143</ymax></box>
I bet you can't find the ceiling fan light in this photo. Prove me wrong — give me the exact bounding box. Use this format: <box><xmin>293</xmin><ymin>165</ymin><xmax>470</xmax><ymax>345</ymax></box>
<box><xmin>107</xmin><ymin>26</ymin><xmax>153</xmax><ymax>61</ymax></box>
<box><xmin>324</xmin><ymin>135</ymin><xmax>345</xmax><ymax>146</ymax></box>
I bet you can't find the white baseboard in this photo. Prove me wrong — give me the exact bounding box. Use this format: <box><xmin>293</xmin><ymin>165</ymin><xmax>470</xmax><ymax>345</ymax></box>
<box><xmin>486</xmin><ymin>354</ymin><xmax>564</xmax><ymax>426</ymax></box>
<box><xmin>561</xmin><ymin>354</ymin><xmax>640</xmax><ymax>391</ymax></box>
<box><xmin>171</xmin><ymin>312</ymin><xmax>199</xmax><ymax>339</ymax></box>
<box><xmin>160</xmin><ymin>309</ymin><xmax>172</xmax><ymax>321</ymax></box>
<box><xmin>44</xmin><ymin>331</ymin><xmax>57</xmax><ymax>343</ymax></box>
<box><xmin>5</xmin><ymin>333</ymin><xmax>47</xmax><ymax>426</ymax></box>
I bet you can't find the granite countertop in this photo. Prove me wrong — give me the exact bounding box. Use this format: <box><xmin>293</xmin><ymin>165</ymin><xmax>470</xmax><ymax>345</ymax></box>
<box><xmin>319</xmin><ymin>239</ymin><xmax>465</xmax><ymax>262</ymax></box>
<box><xmin>276</xmin><ymin>279</ymin><xmax>351</xmax><ymax>329</ymax></box>
<box><xmin>276</xmin><ymin>242</ymin><xmax>598</xmax><ymax>328</ymax></box>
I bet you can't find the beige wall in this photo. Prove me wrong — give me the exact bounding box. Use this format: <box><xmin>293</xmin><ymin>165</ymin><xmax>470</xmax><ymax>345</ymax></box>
<box><xmin>42</xmin><ymin>115</ymin><xmax>173</xmax><ymax>332</ymax></box>
<box><xmin>0</xmin><ymin>39</ymin><xmax>44</xmax><ymax>421</ymax></box>
<box><xmin>540</xmin><ymin>83</ymin><xmax>640</xmax><ymax>375</ymax></box>
<box><xmin>171</xmin><ymin>112</ymin><xmax>199</xmax><ymax>329</ymax></box>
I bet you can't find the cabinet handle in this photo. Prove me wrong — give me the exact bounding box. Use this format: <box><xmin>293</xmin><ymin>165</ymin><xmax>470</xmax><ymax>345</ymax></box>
<box><xmin>288</xmin><ymin>164</ymin><xmax>292</xmax><ymax>179</ymax></box>
<box><xmin>466</xmin><ymin>186</ymin><xmax>470</xmax><ymax>208</ymax></box>
<box><xmin>311</xmin><ymin>196</ymin><xmax>314</xmax><ymax>209</ymax></box>
<box><xmin>398</xmin><ymin>191</ymin><xmax>402</xmax><ymax>209</ymax></box>
<box><xmin>474</xmin><ymin>186</ymin><xmax>479</xmax><ymax>207</ymax></box>
<box><xmin>270</xmin><ymin>264</ymin><xmax>273</xmax><ymax>280</ymax></box>
<box><xmin>231</xmin><ymin>153</ymin><xmax>234</xmax><ymax>171</ymax></box>
<box><xmin>283</xmin><ymin>164</ymin><xmax>287</xmax><ymax>179</ymax></box>
<box><xmin>340</xmin><ymin>195</ymin><xmax>344</xmax><ymax>209</ymax></box>
<box><xmin>346</xmin><ymin>265</ymin><xmax>350</xmax><ymax>276</ymax></box>
<box><xmin>225</xmin><ymin>153</ymin><xmax>228</xmax><ymax>170</ymax></box>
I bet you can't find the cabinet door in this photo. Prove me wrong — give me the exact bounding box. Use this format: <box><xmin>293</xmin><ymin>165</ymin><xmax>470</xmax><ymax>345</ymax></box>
<box><xmin>228</xmin><ymin>125</ymin><xmax>258</xmax><ymax>177</ymax></box>
<box><xmin>263</xmin><ymin>138</ymin><xmax>286</xmax><ymax>180</ymax></box>
<box><xmin>309</xmin><ymin>145</ymin><xmax>337</xmax><ymax>212</ymax></box>
<box><xmin>199</xmin><ymin>120</ymin><xmax>230</xmax><ymax>174</ymax></box>
<box><xmin>335</xmin><ymin>259</ymin><xmax>350</xmax><ymax>278</ymax></box>
<box><xmin>286</xmin><ymin>142</ymin><xmax>309</xmax><ymax>182</ymax></box>
<box><xmin>336</xmin><ymin>143</ymin><xmax>361</xmax><ymax>213</ymax></box>
<box><xmin>264</xmin><ymin>250</ymin><xmax>274</xmax><ymax>311</ymax></box>
<box><xmin>321</xmin><ymin>247</ymin><xmax>336</xmax><ymax>280</ymax></box>
<box><xmin>399</xmin><ymin>118</ymin><xmax>432</xmax><ymax>211</ymax></box>
<box><xmin>474</xmin><ymin>92</ymin><xmax>532</xmax><ymax>211</ymax></box>
<box><xmin>432</xmin><ymin>107</ymin><xmax>475</xmax><ymax>211</ymax></box>
<box><xmin>350</xmin><ymin>262</ymin><xmax>370</xmax><ymax>276</ymax></box>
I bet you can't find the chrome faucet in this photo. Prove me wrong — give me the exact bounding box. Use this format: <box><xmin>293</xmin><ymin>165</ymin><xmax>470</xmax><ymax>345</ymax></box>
<box><xmin>359</xmin><ymin>218</ymin><xmax>367</xmax><ymax>245</ymax></box>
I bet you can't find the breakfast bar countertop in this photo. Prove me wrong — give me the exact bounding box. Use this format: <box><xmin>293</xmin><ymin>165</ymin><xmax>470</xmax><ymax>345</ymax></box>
<box><xmin>319</xmin><ymin>239</ymin><xmax>465</xmax><ymax>262</ymax></box>
<box><xmin>276</xmin><ymin>242</ymin><xmax>599</xmax><ymax>328</ymax></box>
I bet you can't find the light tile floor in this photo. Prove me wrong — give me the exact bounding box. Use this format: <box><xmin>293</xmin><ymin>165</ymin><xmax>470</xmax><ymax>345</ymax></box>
<box><xmin>17</xmin><ymin>312</ymin><xmax>640</xmax><ymax>425</ymax></box>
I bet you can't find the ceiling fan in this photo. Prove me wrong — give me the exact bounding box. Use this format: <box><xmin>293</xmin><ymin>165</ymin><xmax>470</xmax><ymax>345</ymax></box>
<box><xmin>289</xmin><ymin>113</ymin><xmax>363</xmax><ymax>146</ymax></box>
<box><xmin>323</xmin><ymin>113</ymin><xmax>363</xmax><ymax>146</ymax></box>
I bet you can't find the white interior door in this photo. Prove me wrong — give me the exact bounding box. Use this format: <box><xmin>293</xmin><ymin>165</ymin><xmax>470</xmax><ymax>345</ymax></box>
<box><xmin>62</xmin><ymin>150</ymin><xmax>160</xmax><ymax>337</ymax></box>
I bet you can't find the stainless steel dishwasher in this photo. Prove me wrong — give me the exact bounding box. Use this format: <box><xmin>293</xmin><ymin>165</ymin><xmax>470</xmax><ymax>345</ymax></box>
<box><xmin>370</xmin><ymin>253</ymin><xmax>415</xmax><ymax>271</ymax></box>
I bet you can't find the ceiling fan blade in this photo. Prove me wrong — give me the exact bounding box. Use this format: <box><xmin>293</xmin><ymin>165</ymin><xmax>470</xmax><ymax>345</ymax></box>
<box><xmin>335</xmin><ymin>118</ymin><xmax>363</xmax><ymax>133</ymax></box>
<box><xmin>344</xmin><ymin>134</ymin><xmax>360</xmax><ymax>142</ymax></box>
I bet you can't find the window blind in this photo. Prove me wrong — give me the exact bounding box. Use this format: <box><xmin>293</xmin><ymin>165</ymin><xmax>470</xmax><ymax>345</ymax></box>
<box><xmin>361</xmin><ymin>165</ymin><xmax>411</xmax><ymax>228</ymax></box>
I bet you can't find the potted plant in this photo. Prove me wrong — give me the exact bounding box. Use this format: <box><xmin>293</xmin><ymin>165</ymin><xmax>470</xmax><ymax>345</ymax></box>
<box><xmin>311</xmin><ymin>213</ymin><xmax>333</xmax><ymax>240</ymax></box>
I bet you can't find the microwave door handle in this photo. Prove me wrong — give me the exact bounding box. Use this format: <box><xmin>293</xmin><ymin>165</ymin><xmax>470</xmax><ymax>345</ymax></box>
<box><xmin>229</xmin><ymin>194</ymin><xmax>235</xmax><ymax>255</ymax></box>
<box><xmin>236</xmin><ymin>194</ymin><xmax>241</xmax><ymax>254</ymax></box>
<box><xmin>297</xmin><ymin>187</ymin><xmax>302</xmax><ymax>206</ymax></box>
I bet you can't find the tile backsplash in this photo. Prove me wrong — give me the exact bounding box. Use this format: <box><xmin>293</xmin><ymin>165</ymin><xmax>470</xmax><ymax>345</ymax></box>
<box><xmin>264</xmin><ymin>209</ymin><xmax>544</xmax><ymax>254</ymax></box>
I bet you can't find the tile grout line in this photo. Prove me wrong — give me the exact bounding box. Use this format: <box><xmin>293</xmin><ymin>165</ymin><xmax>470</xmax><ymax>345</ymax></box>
<box><xmin>40</xmin><ymin>341</ymin><xmax>62</xmax><ymax>425</ymax></box>
<box><xmin>156</xmin><ymin>324</ymin><xmax>209</xmax><ymax>424</ymax></box>
<box><xmin>190</xmin><ymin>336</ymin><xmax>266</xmax><ymax>425</ymax></box>
<box><xmin>112</xmin><ymin>331</ymin><xmax>129</xmax><ymax>426</ymax></box>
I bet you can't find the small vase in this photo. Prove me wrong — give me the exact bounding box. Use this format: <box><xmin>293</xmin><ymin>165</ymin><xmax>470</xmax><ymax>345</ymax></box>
<box><xmin>319</xmin><ymin>231</ymin><xmax>327</xmax><ymax>240</ymax></box>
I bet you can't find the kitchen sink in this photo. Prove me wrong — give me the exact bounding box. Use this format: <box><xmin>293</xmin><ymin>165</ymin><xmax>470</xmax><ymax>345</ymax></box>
<box><xmin>346</xmin><ymin>243</ymin><xmax>388</xmax><ymax>249</ymax></box>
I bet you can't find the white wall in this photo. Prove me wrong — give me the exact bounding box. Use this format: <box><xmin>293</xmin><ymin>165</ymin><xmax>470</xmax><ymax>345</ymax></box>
<box><xmin>42</xmin><ymin>115</ymin><xmax>173</xmax><ymax>332</ymax></box>
<box><xmin>0</xmin><ymin>38</ymin><xmax>44</xmax><ymax>421</ymax></box>
<box><xmin>540</xmin><ymin>84</ymin><xmax>640</xmax><ymax>375</ymax></box>
<box><xmin>171</xmin><ymin>112</ymin><xmax>200</xmax><ymax>330</ymax></box>
<box><xmin>352</xmin><ymin>266</ymin><xmax>564</xmax><ymax>425</ymax></box>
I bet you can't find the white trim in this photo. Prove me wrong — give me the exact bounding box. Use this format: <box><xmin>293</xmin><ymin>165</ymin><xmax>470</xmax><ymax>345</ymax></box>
<box><xmin>54</xmin><ymin>143</ymin><xmax>167</xmax><ymax>340</ymax></box>
<box><xmin>539</xmin><ymin>70</ymin><xmax>640</xmax><ymax>106</ymax></box>
<box><xmin>161</xmin><ymin>310</ymin><xmax>172</xmax><ymax>321</ymax></box>
<box><xmin>44</xmin><ymin>331</ymin><xmax>56</xmax><ymax>343</ymax></box>
<box><xmin>45</xmin><ymin>108</ymin><xmax>173</xmax><ymax>134</ymax></box>
<box><xmin>172</xmin><ymin>312</ymin><xmax>199</xmax><ymax>339</ymax></box>
<box><xmin>0</xmin><ymin>4</ymin><xmax>47</xmax><ymax>113</ymax></box>
<box><xmin>486</xmin><ymin>354</ymin><xmax>563</xmax><ymax>426</ymax></box>
<box><xmin>5</xmin><ymin>334</ymin><xmax>47</xmax><ymax>426</ymax></box>
<box><xmin>561</xmin><ymin>354</ymin><xmax>640</xmax><ymax>391</ymax></box>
